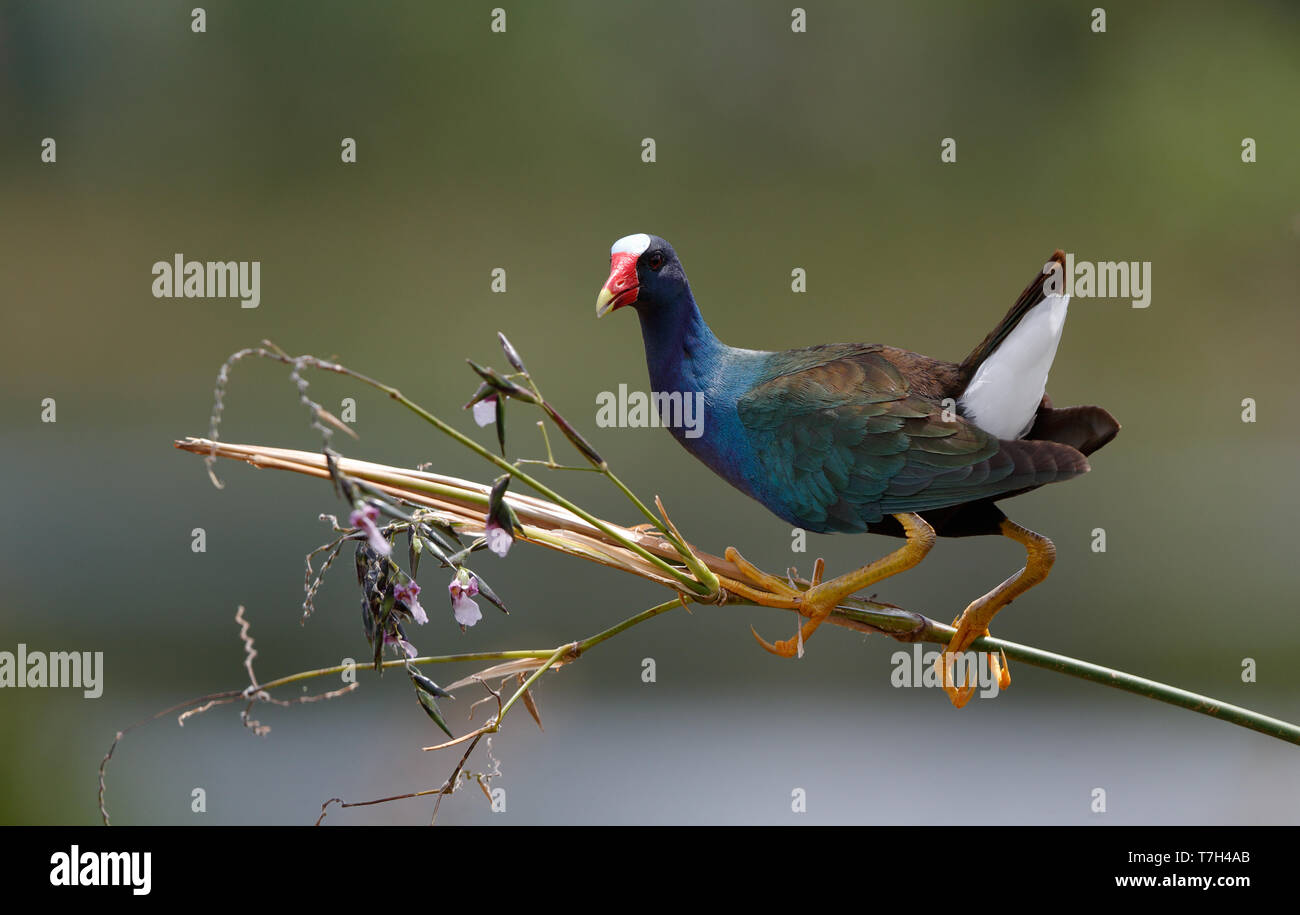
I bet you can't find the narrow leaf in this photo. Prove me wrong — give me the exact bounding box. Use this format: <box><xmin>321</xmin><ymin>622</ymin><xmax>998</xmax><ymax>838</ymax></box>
<box><xmin>414</xmin><ymin>689</ymin><xmax>455</xmax><ymax>739</ymax></box>
<box><xmin>471</xmin><ymin>572</ymin><xmax>508</xmax><ymax>614</ymax></box>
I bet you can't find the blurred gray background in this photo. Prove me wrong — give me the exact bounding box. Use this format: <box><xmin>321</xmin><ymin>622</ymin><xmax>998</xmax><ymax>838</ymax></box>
<box><xmin>1</xmin><ymin>1</ymin><xmax>1298</xmax><ymax>824</ymax></box>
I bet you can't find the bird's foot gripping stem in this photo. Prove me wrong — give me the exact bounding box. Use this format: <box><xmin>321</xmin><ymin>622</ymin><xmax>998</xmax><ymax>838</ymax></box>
<box><xmin>720</xmin><ymin>513</ymin><xmax>935</xmax><ymax>659</ymax></box>
<box><xmin>935</xmin><ymin>518</ymin><xmax>1055</xmax><ymax>708</ymax></box>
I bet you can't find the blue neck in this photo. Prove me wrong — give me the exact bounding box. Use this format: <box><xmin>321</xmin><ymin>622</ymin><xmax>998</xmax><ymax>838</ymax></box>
<box><xmin>635</xmin><ymin>289</ymin><xmax>727</xmax><ymax>395</ymax></box>
<box><xmin>632</xmin><ymin>290</ymin><xmax>768</xmax><ymax>499</ymax></box>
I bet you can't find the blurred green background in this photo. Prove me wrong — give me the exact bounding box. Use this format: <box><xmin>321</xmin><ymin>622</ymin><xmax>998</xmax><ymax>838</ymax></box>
<box><xmin>1</xmin><ymin>1</ymin><xmax>1298</xmax><ymax>824</ymax></box>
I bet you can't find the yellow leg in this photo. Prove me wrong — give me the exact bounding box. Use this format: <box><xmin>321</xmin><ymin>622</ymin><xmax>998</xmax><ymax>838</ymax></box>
<box><xmin>938</xmin><ymin>518</ymin><xmax>1055</xmax><ymax>707</ymax></box>
<box><xmin>723</xmin><ymin>513</ymin><xmax>936</xmax><ymax>659</ymax></box>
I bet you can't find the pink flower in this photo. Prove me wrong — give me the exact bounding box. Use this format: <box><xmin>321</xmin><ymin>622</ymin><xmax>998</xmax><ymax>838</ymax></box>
<box><xmin>472</xmin><ymin>396</ymin><xmax>498</xmax><ymax>428</ymax></box>
<box><xmin>484</xmin><ymin>519</ymin><xmax>513</xmax><ymax>557</ymax></box>
<box><xmin>394</xmin><ymin>580</ymin><xmax>427</xmax><ymax>625</ymax></box>
<box><xmin>448</xmin><ymin>569</ymin><xmax>482</xmax><ymax>628</ymax></box>
<box><xmin>383</xmin><ymin>632</ymin><xmax>417</xmax><ymax>658</ymax></box>
<box><xmin>350</xmin><ymin>503</ymin><xmax>391</xmax><ymax>557</ymax></box>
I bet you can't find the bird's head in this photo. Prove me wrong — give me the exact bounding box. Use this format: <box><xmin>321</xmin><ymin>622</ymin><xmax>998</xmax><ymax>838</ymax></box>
<box><xmin>595</xmin><ymin>234</ymin><xmax>688</xmax><ymax>318</ymax></box>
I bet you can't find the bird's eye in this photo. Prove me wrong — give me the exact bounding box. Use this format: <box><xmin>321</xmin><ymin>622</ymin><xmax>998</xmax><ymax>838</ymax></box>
<box><xmin>647</xmin><ymin>251</ymin><xmax>665</xmax><ymax>271</ymax></box>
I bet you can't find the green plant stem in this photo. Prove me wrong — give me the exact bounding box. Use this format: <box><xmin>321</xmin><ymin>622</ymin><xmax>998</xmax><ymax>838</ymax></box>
<box><xmin>574</xmin><ymin>598</ymin><xmax>682</xmax><ymax>652</ymax></box>
<box><xmin>811</xmin><ymin>597</ymin><xmax>1300</xmax><ymax>747</ymax></box>
<box><xmin>966</xmin><ymin>631</ymin><xmax>1300</xmax><ymax>745</ymax></box>
<box><xmin>256</xmin><ymin>599</ymin><xmax>686</xmax><ymax>697</ymax></box>
<box><xmin>255</xmin><ymin>651</ymin><xmax>557</xmax><ymax>693</ymax></box>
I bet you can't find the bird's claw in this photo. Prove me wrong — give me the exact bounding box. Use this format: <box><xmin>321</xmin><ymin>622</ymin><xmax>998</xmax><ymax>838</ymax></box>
<box><xmin>750</xmin><ymin>588</ymin><xmax>835</xmax><ymax>660</ymax></box>
<box><xmin>934</xmin><ymin>616</ymin><xmax>1012</xmax><ymax>708</ymax></box>
<box><xmin>750</xmin><ymin>625</ymin><xmax>803</xmax><ymax>658</ymax></box>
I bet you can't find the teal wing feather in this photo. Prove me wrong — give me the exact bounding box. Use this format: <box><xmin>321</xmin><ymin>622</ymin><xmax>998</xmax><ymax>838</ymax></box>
<box><xmin>736</xmin><ymin>347</ymin><xmax>1088</xmax><ymax>532</ymax></box>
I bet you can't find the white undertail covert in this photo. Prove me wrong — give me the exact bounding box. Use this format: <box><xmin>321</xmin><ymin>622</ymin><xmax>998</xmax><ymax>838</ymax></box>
<box><xmin>960</xmin><ymin>294</ymin><xmax>1071</xmax><ymax>440</ymax></box>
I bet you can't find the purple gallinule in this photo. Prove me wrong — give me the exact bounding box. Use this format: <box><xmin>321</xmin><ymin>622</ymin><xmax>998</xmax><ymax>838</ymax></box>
<box><xmin>596</xmin><ymin>234</ymin><xmax>1118</xmax><ymax>706</ymax></box>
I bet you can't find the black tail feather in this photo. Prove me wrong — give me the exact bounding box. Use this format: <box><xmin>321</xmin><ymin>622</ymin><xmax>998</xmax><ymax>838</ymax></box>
<box><xmin>1027</xmin><ymin>402</ymin><xmax>1120</xmax><ymax>456</ymax></box>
